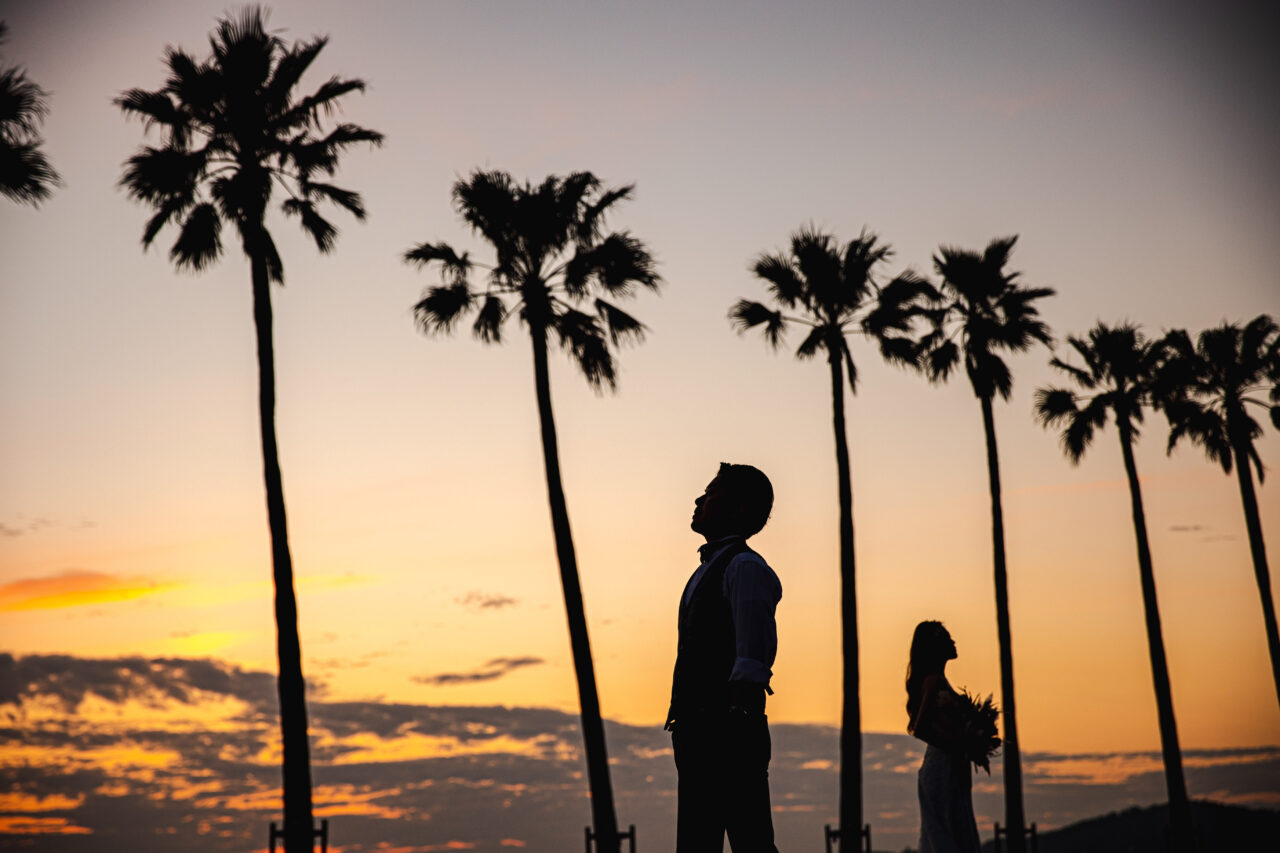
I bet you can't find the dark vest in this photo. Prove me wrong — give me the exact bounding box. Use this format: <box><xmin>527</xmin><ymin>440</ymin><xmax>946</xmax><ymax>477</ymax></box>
<box><xmin>669</xmin><ymin>540</ymin><xmax>751</xmax><ymax>716</ymax></box>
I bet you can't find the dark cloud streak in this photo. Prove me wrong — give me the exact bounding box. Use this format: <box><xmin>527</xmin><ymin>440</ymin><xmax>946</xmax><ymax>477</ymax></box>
<box><xmin>412</xmin><ymin>657</ymin><xmax>544</xmax><ymax>687</ymax></box>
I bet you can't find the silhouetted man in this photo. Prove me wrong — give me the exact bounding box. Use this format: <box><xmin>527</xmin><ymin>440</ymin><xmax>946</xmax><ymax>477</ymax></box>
<box><xmin>666</xmin><ymin>463</ymin><xmax>782</xmax><ymax>852</ymax></box>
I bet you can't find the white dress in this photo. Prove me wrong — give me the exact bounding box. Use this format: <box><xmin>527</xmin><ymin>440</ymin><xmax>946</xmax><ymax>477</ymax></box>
<box><xmin>916</xmin><ymin>681</ymin><xmax>982</xmax><ymax>853</ymax></box>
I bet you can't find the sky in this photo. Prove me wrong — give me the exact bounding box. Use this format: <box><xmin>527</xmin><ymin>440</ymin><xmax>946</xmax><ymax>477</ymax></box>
<box><xmin>2</xmin><ymin>0</ymin><xmax>1279</xmax><ymax>847</ymax></box>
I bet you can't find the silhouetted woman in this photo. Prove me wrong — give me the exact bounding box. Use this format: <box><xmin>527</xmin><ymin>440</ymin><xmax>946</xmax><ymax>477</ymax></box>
<box><xmin>907</xmin><ymin>621</ymin><xmax>981</xmax><ymax>853</ymax></box>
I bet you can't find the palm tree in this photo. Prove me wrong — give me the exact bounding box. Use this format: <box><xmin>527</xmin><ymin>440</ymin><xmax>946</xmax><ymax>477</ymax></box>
<box><xmin>730</xmin><ymin>226</ymin><xmax>925</xmax><ymax>844</ymax></box>
<box><xmin>117</xmin><ymin>10</ymin><xmax>381</xmax><ymax>852</ymax></box>
<box><xmin>404</xmin><ymin>169</ymin><xmax>659</xmax><ymax>852</ymax></box>
<box><xmin>1</xmin><ymin>21</ymin><xmax>61</xmax><ymax>205</ymax></box>
<box><xmin>1035</xmin><ymin>322</ymin><xmax>1196</xmax><ymax>852</ymax></box>
<box><xmin>911</xmin><ymin>235</ymin><xmax>1053</xmax><ymax>853</ymax></box>
<box><xmin>1156</xmin><ymin>316</ymin><xmax>1280</xmax><ymax>709</ymax></box>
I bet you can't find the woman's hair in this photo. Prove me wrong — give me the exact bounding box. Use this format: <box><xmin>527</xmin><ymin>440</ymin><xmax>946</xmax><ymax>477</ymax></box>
<box><xmin>905</xmin><ymin>620</ymin><xmax>951</xmax><ymax>729</ymax></box>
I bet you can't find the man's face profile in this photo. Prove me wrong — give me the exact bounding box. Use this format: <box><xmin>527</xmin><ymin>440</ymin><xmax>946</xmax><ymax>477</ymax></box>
<box><xmin>691</xmin><ymin>475</ymin><xmax>738</xmax><ymax>538</ymax></box>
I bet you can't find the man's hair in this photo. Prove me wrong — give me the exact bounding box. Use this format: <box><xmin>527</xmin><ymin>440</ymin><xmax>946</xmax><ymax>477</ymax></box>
<box><xmin>718</xmin><ymin>462</ymin><xmax>773</xmax><ymax>538</ymax></box>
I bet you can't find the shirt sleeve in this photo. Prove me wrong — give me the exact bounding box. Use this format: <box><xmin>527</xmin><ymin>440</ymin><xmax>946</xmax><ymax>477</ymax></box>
<box><xmin>722</xmin><ymin>552</ymin><xmax>782</xmax><ymax>686</ymax></box>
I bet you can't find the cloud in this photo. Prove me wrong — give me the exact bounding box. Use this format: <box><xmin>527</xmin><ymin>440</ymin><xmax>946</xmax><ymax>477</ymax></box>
<box><xmin>1</xmin><ymin>654</ymin><xmax>1277</xmax><ymax>853</ymax></box>
<box><xmin>412</xmin><ymin>657</ymin><xmax>544</xmax><ymax>687</ymax></box>
<box><xmin>456</xmin><ymin>592</ymin><xmax>518</xmax><ymax>610</ymax></box>
<box><xmin>0</xmin><ymin>570</ymin><xmax>177</xmax><ymax>612</ymax></box>
<box><xmin>0</xmin><ymin>517</ymin><xmax>53</xmax><ymax>538</ymax></box>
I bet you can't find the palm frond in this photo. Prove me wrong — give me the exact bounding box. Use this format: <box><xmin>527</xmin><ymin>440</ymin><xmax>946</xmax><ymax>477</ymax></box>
<box><xmin>169</xmin><ymin>202</ymin><xmax>223</xmax><ymax>271</ymax></box>
<box><xmin>553</xmin><ymin>308</ymin><xmax>616</xmax><ymax>391</ymax></box>
<box><xmin>403</xmin><ymin>241</ymin><xmax>471</xmax><ymax>282</ymax></box>
<box><xmin>261</xmin><ymin>230</ymin><xmax>284</xmax><ymax>283</ymax></box>
<box><xmin>877</xmin><ymin>334</ymin><xmax>918</xmax><ymax>368</ymax></box>
<box><xmin>1164</xmin><ymin>399</ymin><xmax>1231</xmax><ymax>472</ymax></box>
<box><xmin>970</xmin><ymin>349</ymin><xmax>1013</xmax><ymax>400</ymax></box>
<box><xmin>866</xmin><ymin>272</ymin><xmax>933</xmax><ymax>336</ymax></box>
<box><xmin>1048</xmin><ymin>355</ymin><xmax>1096</xmax><ymax>389</ymax></box>
<box><xmin>595</xmin><ymin>298</ymin><xmax>647</xmax><ymax>346</ymax></box>
<box><xmin>1035</xmin><ymin>387</ymin><xmax>1078</xmax><ymax>426</ymax></box>
<box><xmin>795</xmin><ymin>325</ymin><xmax>827</xmax><ymax>360</ymax></box>
<box><xmin>290</xmin><ymin>122</ymin><xmax>383</xmax><ymax>176</ymax></box>
<box><xmin>282</xmin><ymin>198</ymin><xmax>337</xmax><ymax>252</ymax></box>
<box><xmin>843</xmin><ymin>343</ymin><xmax>859</xmax><ymax>395</ymax></box>
<box><xmin>114</xmin><ymin>88</ymin><xmax>185</xmax><ymax>133</ymax></box>
<box><xmin>301</xmin><ymin>180</ymin><xmax>365</xmax><ymax>219</ymax></box>
<box><xmin>471</xmin><ymin>294</ymin><xmax>507</xmax><ymax>343</ymax></box>
<box><xmin>729</xmin><ymin>300</ymin><xmax>786</xmax><ymax>349</ymax></box>
<box><xmin>141</xmin><ymin>193</ymin><xmax>194</xmax><ymax>247</ymax></box>
<box><xmin>119</xmin><ymin>146</ymin><xmax>206</xmax><ymax>203</ymax></box>
<box><xmin>453</xmin><ymin>169</ymin><xmax>518</xmax><ymax>251</ymax></box>
<box><xmin>565</xmin><ymin>231</ymin><xmax>659</xmax><ymax>298</ymax></box>
<box><xmin>264</xmin><ymin>37</ymin><xmax>328</xmax><ymax>112</ymax></box>
<box><xmin>0</xmin><ymin>139</ymin><xmax>60</xmax><ymax>205</ymax></box>
<box><xmin>923</xmin><ymin>338</ymin><xmax>959</xmax><ymax>382</ymax></box>
<box><xmin>414</xmin><ymin>281</ymin><xmax>475</xmax><ymax>334</ymax></box>
<box><xmin>751</xmin><ymin>253</ymin><xmax>805</xmax><ymax>309</ymax></box>
<box><xmin>576</xmin><ymin>183</ymin><xmax>632</xmax><ymax>243</ymax></box>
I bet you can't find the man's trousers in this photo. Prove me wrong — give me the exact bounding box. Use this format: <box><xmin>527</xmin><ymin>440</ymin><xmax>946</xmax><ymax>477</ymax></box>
<box><xmin>672</xmin><ymin>712</ymin><xmax>779</xmax><ymax>853</ymax></box>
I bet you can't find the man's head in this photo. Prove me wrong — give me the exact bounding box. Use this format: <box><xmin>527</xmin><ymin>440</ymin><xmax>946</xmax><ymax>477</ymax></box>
<box><xmin>690</xmin><ymin>462</ymin><xmax>774</xmax><ymax>540</ymax></box>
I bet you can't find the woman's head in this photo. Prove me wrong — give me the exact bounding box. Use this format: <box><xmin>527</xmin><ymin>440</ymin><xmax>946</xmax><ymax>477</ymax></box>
<box><xmin>910</xmin><ymin>620</ymin><xmax>957</xmax><ymax>671</ymax></box>
<box><xmin>905</xmin><ymin>620</ymin><xmax>957</xmax><ymax>727</ymax></box>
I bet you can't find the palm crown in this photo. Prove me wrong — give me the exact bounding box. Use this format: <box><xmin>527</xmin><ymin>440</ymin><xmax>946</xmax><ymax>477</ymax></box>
<box><xmin>730</xmin><ymin>227</ymin><xmax>926</xmax><ymax>378</ymax></box>
<box><xmin>406</xmin><ymin>169</ymin><xmax>660</xmax><ymax>389</ymax></box>
<box><xmin>1156</xmin><ymin>315</ymin><xmax>1280</xmax><ymax>480</ymax></box>
<box><xmin>116</xmin><ymin>7</ymin><xmax>382</xmax><ymax>275</ymax></box>
<box><xmin>0</xmin><ymin>21</ymin><xmax>61</xmax><ymax>205</ymax></box>
<box><xmin>915</xmin><ymin>236</ymin><xmax>1055</xmax><ymax>399</ymax></box>
<box><xmin>1036</xmin><ymin>323</ymin><xmax>1162</xmax><ymax>461</ymax></box>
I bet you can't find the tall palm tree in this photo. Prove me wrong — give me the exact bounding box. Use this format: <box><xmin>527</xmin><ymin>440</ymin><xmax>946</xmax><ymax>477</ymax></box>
<box><xmin>1035</xmin><ymin>322</ymin><xmax>1196</xmax><ymax>852</ymax></box>
<box><xmin>1157</xmin><ymin>316</ymin><xmax>1280</xmax><ymax>709</ymax></box>
<box><xmin>730</xmin><ymin>226</ymin><xmax>925</xmax><ymax>843</ymax></box>
<box><xmin>911</xmin><ymin>236</ymin><xmax>1053</xmax><ymax>853</ymax></box>
<box><xmin>117</xmin><ymin>10</ymin><xmax>382</xmax><ymax>852</ymax></box>
<box><xmin>405</xmin><ymin>169</ymin><xmax>659</xmax><ymax>852</ymax></box>
<box><xmin>0</xmin><ymin>21</ymin><xmax>60</xmax><ymax>205</ymax></box>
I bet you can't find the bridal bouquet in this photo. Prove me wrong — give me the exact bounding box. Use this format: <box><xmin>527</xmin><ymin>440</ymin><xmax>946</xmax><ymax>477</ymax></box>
<box><xmin>959</xmin><ymin>689</ymin><xmax>1001</xmax><ymax>774</ymax></box>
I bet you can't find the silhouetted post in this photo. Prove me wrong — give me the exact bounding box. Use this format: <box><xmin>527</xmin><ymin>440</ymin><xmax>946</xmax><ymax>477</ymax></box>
<box><xmin>269</xmin><ymin>818</ymin><xmax>327</xmax><ymax>853</ymax></box>
<box><xmin>824</xmin><ymin>822</ymin><xmax>870</xmax><ymax>853</ymax></box>
<box><xmin>993</xmin><ymin>821</ymin><xmax>1037</xmax><ymax>853</ymax></box>
<box><xmin>585</xmin><ymin>823</ymin><xmax>635</xmax><ymax>852</ymax></box>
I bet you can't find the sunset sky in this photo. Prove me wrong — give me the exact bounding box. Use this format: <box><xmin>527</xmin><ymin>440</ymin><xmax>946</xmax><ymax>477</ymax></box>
<box><xmin>2</xmin><ymin>0</ymin><xmax>1279</xmax><ymax>847</ymax></box>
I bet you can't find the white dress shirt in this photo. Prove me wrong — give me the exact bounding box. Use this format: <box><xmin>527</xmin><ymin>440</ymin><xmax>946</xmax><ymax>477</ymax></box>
<box><xmin>681</xmin><ymin>536</ymin><xmax>782</xmax><ymax>688</ymax></box>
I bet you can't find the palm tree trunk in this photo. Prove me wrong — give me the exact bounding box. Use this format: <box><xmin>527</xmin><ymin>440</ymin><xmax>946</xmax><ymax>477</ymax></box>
<box><xmin>529</xmin><ymin>321</ymin><xmax>621</xmax><ymax>852</ymax></box>
<box><xmin>829</xmin><ymin>351</ymin><xmax>862</xmax><ymax>841</ymax></box>
<box><xmin>978</xmin><ymin>394</ymin><xmax>1026</xmax><ymax>853</ymax></box>
<box><xmin>1118</xmin><ymin>423</ymin><xmax>1196</xmax><ymax>852</ymax></box>
<box><xmin>250</xmin><ymin>241</ymin><xmax>314</xmax><ymax>853</ymax></box>
<box><xmin>1231</xmin><ymin>437</ymin><xmax>1280</xmax><ymax>710</ymax></box>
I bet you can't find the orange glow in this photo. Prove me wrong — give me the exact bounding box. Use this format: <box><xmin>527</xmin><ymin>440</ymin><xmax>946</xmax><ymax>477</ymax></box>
<box><xmin>313</xmin><ymin>785</ymin><xmax>410</xmax><ymax>819</ymax></box>
<box><xmin>0</xmin><ymin>793</ymin><xmax>83</xmax><ymax>812</ymax></box>
<box><xmin>0</xmin><ymin>743</ymin><xmax>181</xmax><ymax>774</ymax></box>
<box><xmin>325</xmin><ymin>731</ymin><xmax>574</xmax><ymax>765</ymax></box>
<box><xmin>499</xmin><ymin>842</ymin><xmax>528</xmax><ymax>848</ymax></box>
<box><xmin>366</xmin><ymin>840</ymin><xmax>476</xmax><ymax>845</ymax></box>
<box><xmin>196</xmin><ymin>789</ymin><xmax>282</xmax><ymax>812</ymax></box>
<box><xmin>0</xmin><ymin>570</ymin><xmax>176</xmax><ymax>611</ymax></box>
<box><xmin>0</xmin><ymin>816</ymin><xmax>92</xmax><ymax>835</ymax></box>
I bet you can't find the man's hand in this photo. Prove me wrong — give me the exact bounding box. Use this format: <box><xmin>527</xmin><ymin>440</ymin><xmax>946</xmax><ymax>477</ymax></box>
<box><xmin>727</xmin><ymin>681</ymin><xmax>766</xmax><ymax>716</ymax></box>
